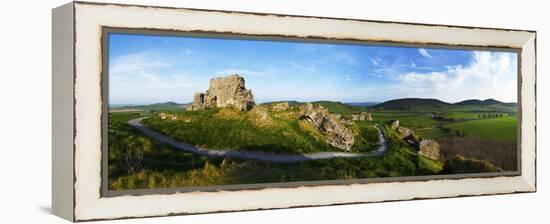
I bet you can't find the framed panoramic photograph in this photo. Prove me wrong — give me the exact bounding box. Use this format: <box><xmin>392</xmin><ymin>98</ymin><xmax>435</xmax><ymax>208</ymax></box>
<box><xmin>52</xmin><ymin>1</ymin><xmax>536</xmax><ymax>222</ymax></box>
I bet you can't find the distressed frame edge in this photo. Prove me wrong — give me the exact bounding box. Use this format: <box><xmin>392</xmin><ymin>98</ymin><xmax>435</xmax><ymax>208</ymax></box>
<box><xmin>75</xmin><ymin>0</ymin><xmax>536</xmax><ymax>33</ymax></box>
<box><xmin>52</xmin><ymin>2</ymin><xmax>75</xmax><ymax>222</ymax></box>
<box><xmin>70</xmin><ymin>2</ymin><xmax>537</xmax><ymax>222</ymax></box>
<box><xmin>520</xmin><ymin>32</ymin><xmax>537</xmax><ymax>191</ymax></box>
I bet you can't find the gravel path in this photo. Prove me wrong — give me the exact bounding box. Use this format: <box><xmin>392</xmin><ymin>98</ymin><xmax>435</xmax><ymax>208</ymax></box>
<box><xmin>128</xmin><ymin>117</ymin><xmax>389</xmax><ymax>163</ymax></box>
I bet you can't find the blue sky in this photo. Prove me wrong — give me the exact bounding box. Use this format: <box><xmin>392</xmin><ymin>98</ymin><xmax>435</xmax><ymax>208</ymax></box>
<box><xmin>109</xmin><ymin>33</ymin><xmax>518</xmax><ymax>105</ymax></box>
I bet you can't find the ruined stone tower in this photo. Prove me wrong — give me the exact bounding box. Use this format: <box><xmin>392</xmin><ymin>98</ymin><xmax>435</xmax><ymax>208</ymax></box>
<box><xmin>188</xmin><ymin>74</ymin><xmax>255</xmax><ymax>111</ymax></box>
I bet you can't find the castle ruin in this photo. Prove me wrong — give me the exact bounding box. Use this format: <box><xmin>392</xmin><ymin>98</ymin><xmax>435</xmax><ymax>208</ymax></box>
<box><xmin>188</xmin><ymin>74</ymin><xmax>255</xmax><ymax>111</ymax></box>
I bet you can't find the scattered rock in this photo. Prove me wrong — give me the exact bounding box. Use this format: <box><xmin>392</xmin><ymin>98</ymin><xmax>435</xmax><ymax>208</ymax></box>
<box><xmin>158</xmin><ymin>112</ymin><xmax>177</xmax><ymax>121</ymax></box>
<box><xmin>340</xmin><ymin>119</ymin><xmax>354</xmax><ymax>125</ymax></box>
<box><xmin>158</xmin><ymin>112</ymin><xmax>192</xmax><ymax>122</ymax></box>
<box><xmin>188</xmin><ymin>74</ymin><xmax>255</xmax><ymax>111</ymax></box>
<box><xmin>271</xmin><ymin>102</ymin><xmax>290</xmax><ymax>111</ymax></box>
<box><xmin>298</xmin><ymin>103</ymin><xmax>355</xmax><ymax>150</ymax></box>
<box><xmin>351</xmin><ymin>112</ymin><xmax>373</xmax><ymax>121</ymax></box>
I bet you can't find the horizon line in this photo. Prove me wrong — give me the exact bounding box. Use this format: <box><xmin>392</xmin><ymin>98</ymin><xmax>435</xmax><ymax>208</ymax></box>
<box><xmin>109</xmin><ymin>97</ymin><xmax>519</xmax><ymax>106</ymax></box>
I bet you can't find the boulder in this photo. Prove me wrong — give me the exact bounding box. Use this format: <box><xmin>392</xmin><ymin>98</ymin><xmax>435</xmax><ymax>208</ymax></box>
<box><xmin>419</xmin><ymin>139</ymin><xmax>440</xmax><ymax>160</ymax></box>
<box><xmin>298</xmin><ymin>103</ymin><xmax>355</xmax><ymax>150</ymax></box>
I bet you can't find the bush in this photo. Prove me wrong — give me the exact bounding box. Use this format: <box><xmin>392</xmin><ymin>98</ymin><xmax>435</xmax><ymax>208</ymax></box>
<box><xmin>442</xmin><ymin>154</ymin><xmax>503</xmax><ymax>174</ymax></box>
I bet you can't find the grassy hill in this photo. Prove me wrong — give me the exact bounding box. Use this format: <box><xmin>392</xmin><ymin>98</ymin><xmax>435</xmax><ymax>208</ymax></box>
<box><xmin>311</xmin><ymin>101</ymin><xmax>369</xmax><ymax>115</ymax></box>
<box><xmin>455</xmin><ymin>98</ymin><xmax>501</xmax><ymax>106</ymax></box>
<box><xmin>141</xmin><ymin>106</ymin><xmax>380</xmax><ymax>154</ymax></box>
<box><xmin>345</xmin><ymin>102</ymin><xmax>380</xmax><ymax>107</ymax></box>
<box><xmin>108</xmin><ymin>109</ymin><xmax>446</xmax><ymax>190</ymax></box>
<box><xmin>373</xmin><ymin>98</ymin><xmax>450</xmax><ymax>111</ymax></box>
<box><xmin>373</xmin><ymin>98</ymin><xmax>517</xmax><ymax>113</ymax></box>
<box><xmin>107</xmin><ymin>96</ymin><xmax>519</xmax><ymax>190</ymax></box>
<box><xmin>260</xmin><ymin>101</ymin><xmax>302</xmax><ymax>106</ymax></box>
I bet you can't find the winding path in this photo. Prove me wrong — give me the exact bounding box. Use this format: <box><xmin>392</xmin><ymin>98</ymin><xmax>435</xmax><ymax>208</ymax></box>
<box><xmin>128</xmin><ymin>117</ymin><xmax>389</xmax><ymax>163</ymax></box>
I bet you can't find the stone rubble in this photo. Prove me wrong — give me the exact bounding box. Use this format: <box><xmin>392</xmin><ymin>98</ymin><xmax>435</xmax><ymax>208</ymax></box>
<box><xmin>351</xmin><ymin>112</ymin><xmax>373</xmax><ymax>121</ymax></box>
<box><xmin>271</xmin><ymin>102</ymin><xmax>290</xmax><ymax>112</ymax></box>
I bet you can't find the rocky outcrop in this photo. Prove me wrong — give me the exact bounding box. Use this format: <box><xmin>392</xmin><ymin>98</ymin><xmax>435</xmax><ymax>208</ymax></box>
<box><xmin>391</xmin><ymin>120</ymin><xmax>440</xmax><ymax>160</ymax></box>
<box><xmin>401</xmin><ymin>134</ymin><xmax>440</xmax><ymax>160</ymax></box>
<box><xmin>351</xmin><ymin>112</ymin><xmax>372</xmax><ymax>121</ymax></box>
<box><xmin>298</xmin><ymin>103</ymin><xmax>355</xmax><ymax>150</ymax></box>
<box><xmin>418</xmin><ymin>139</ymin><xmax>440</xmax><ymax>160</ymax></box>
<box><xmin>250</xmin><ymin>105</ymin><xmax>273</xmax><ymax>126</ymax></box>
<box><xmin>271</xmin><ymin>102</ymin><xmax>290</xmax><ymax>111</ymax></box>
<box><xmin>397</xmin><ymin>126</ymin><xmax>414</xmax><ymax>138</ymax></box>
<box><xmin>391</xmin><ymin>120</ymin><xmax>400</xmax><ymax>129</ymax></box>
<box><xmin>402</xmin><ymin>134</ymin><xmax>419</xmax><ymax>149</ymax></box>
<box><xmin>188</xmin><ymin>74</ymin><xmax>255</xmax><ymax>111</ymax></box>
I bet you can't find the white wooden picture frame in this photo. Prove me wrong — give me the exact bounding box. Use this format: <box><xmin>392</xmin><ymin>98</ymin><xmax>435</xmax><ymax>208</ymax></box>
<box><xmin>52</xmin><ymin>1</ymin><xmax>536</xmax><ymax>222</ymax></box>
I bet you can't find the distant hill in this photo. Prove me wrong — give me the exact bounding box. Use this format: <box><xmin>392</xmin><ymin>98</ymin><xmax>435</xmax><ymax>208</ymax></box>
<box><xmin>373</xmin><ymin>98</ymin><xmax>450</xmax><ymax>110</ymax></box>
<box><xmin>345</xmin><ymin>102</ymin><xmax>380</xmax><ymax>107</ymax></box>
<box><xmin>373</xmin><ymin>98</ymin><xmax>517</xmax><ymax>112</ymax></box>
<box><xmin>110</xmin><ymin>101</ymin><xmax>189</xmax><ymax>112</ymax></box>
<box><xmin>455</xmin><ymin>98</ymin><xmax>503</xmax><ymax>106</ymax></box>
<box><xmin>146</xmin><ymin>101</ymin><xmax>187</xmax><ymax>107</ymax></box>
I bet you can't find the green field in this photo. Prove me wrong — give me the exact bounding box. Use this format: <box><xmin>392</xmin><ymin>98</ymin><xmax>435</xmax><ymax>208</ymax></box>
<box><xmin>108</xmin><ymin>98</ymin><xmax>518</xmax><ymax>190</ymax></box>
<box><xmin>415</xmin><ymin>127</ymin><xmax>450</xmax><ymax>140</ymax></box>
<box><xmin>445</xmin><ymin>116</ymin><xmax>517</xmax><ymax>142</ymax></box>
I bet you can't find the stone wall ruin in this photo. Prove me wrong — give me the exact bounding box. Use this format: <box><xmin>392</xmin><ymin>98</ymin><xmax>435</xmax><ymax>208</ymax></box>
<box><xmin>188</xmin><ymin>74</ymin><xmax>255</xmax><ymax>111</ymax></box>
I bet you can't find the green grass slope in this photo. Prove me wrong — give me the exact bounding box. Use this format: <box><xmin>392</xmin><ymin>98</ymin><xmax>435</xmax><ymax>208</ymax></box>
<box><xmin>108</xmin><ymin>111</ymin><xmax>446</xmax><ymax>190</ymax></box>
<box><xmin>444</xmin><ymin>116</ymin><xmax>518</xmax><ymax>142</ymax></box>
<box><xmin>142</xmin><ymin>107</ymin><xmax>379</xmax><ymax>154</ymax></box>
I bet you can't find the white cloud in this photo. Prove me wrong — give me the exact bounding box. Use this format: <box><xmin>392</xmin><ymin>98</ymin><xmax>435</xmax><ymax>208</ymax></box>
<box><xmin>109</xmin><ymin>52</ymin><xmax>207</xmax><ymax>104</ymax></box>
<box><xmin>418</xmin><ymin>48</ymin><xmax>432</xmax><ymax>59</ymax></box>
<box><xmin>386</xmin><ymin>51</ymin><xmax>517</xmax><ymax>102</ymax></box>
